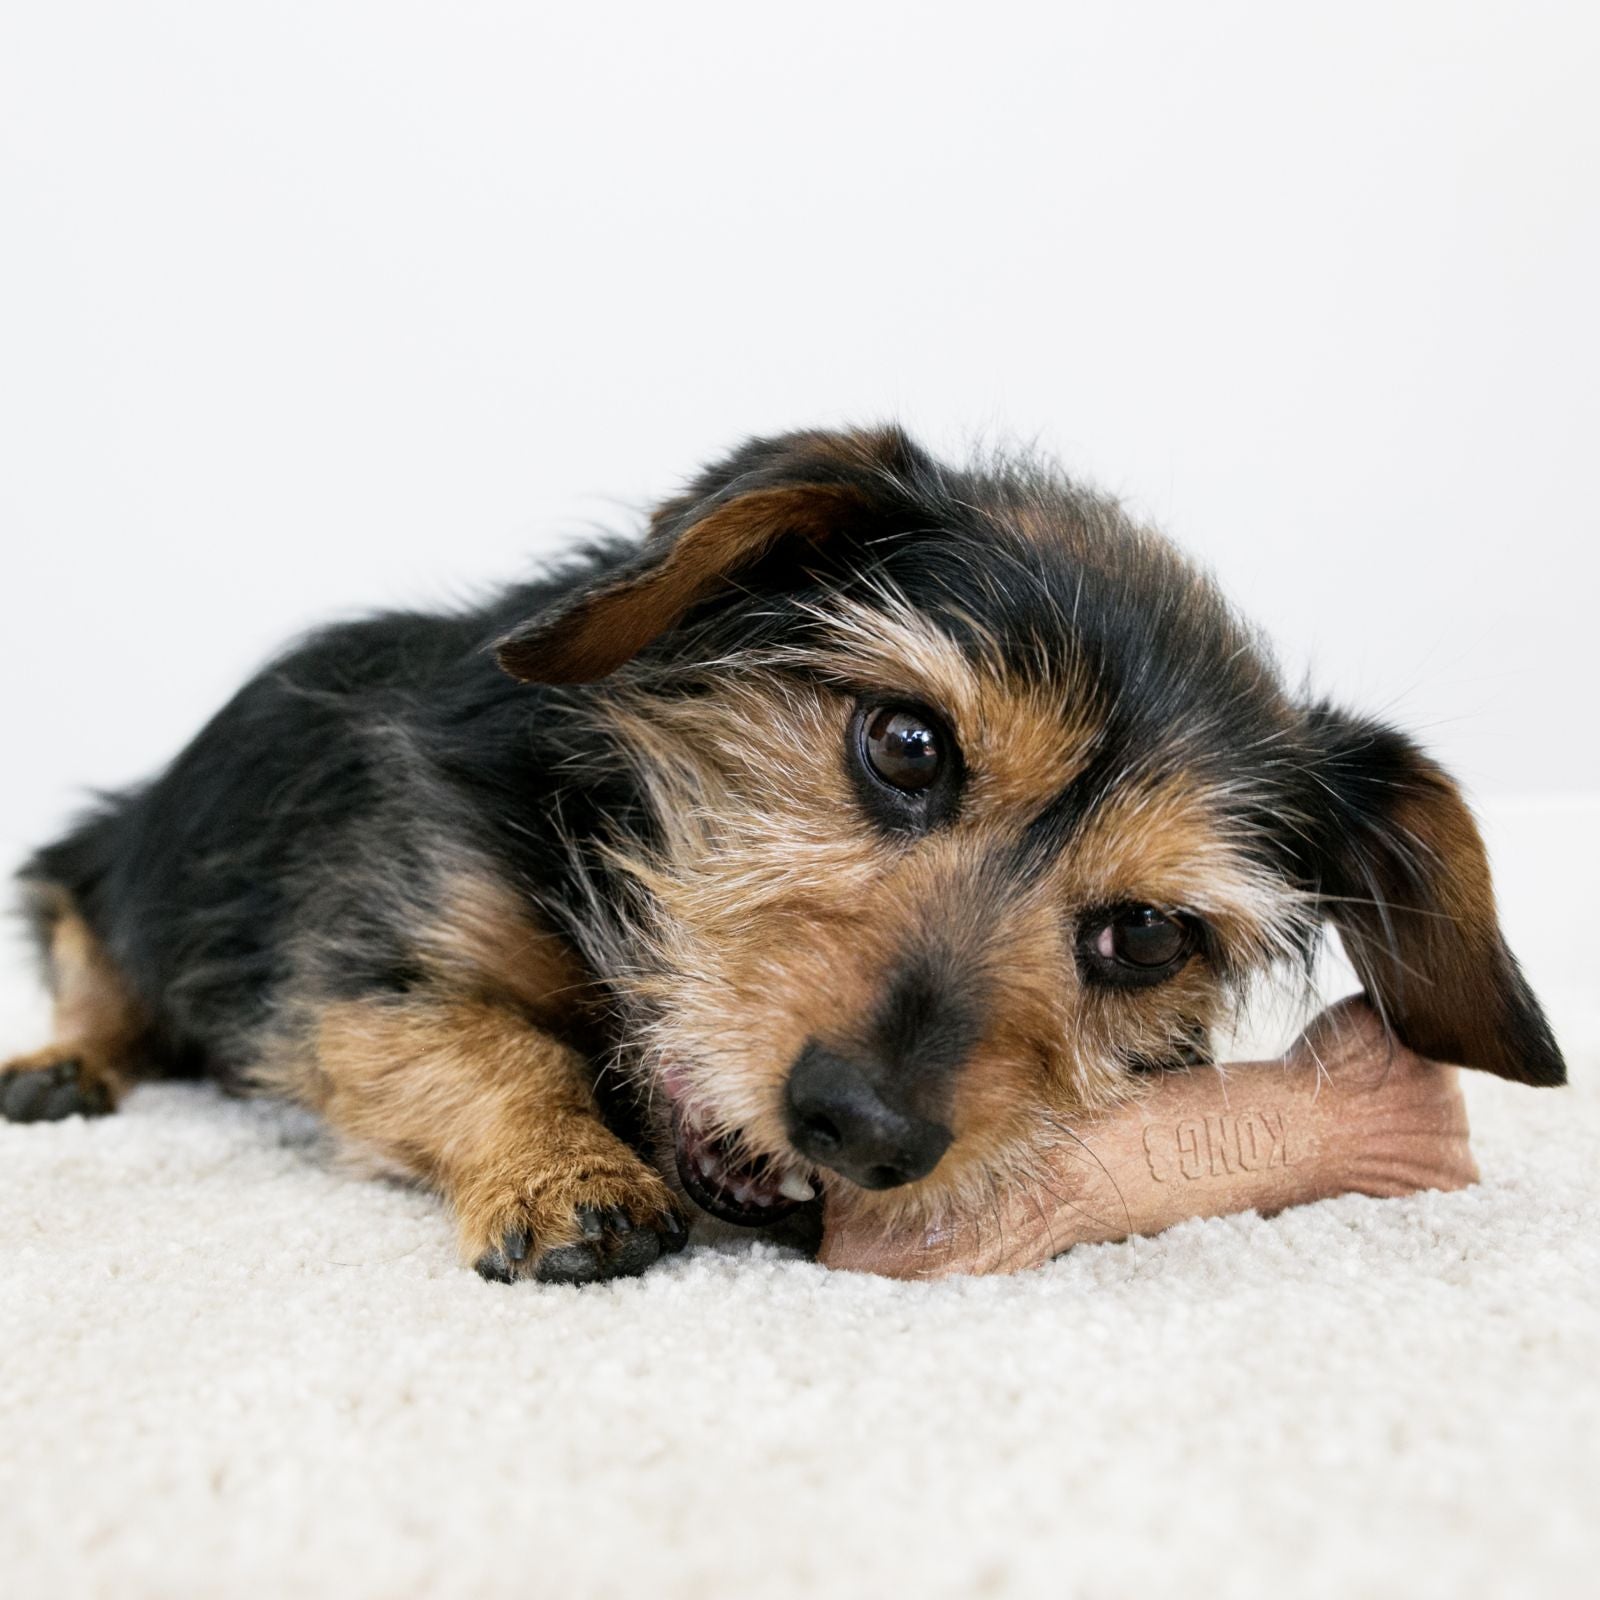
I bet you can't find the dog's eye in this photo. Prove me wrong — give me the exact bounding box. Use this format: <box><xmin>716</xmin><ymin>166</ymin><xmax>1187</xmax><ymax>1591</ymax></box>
<box><xmin>860</xmin><ymin>706</ymin><xmax>943</xmax><ymax>793</ymax></box>
<box><xmin>1101</xmin><ymin>908</ymin><xmax>1187</xmax><ymax>967</ymax></box>
<box><xmin>1078</xmin><ymin>906</ymin><xmax>1194</xmax><ymax>988</ymax></box>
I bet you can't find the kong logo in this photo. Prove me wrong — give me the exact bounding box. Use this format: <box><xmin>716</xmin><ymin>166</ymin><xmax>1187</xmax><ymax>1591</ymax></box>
<box><xmin>1142</xmin><ymin>1110</ymin><xmax>1296</xmax><ymax>1184</ymax></box>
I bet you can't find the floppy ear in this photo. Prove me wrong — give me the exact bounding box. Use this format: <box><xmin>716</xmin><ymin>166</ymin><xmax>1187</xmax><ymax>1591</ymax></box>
<box><xmin>495</xmin><ymin>427</ymin><xmax>931</xmax><ymax>684</ymax></box>
<box><xmin>1301</xmin><ymin>704</ymin><xmax>1565</xmax><ymax>1085</ymax></box>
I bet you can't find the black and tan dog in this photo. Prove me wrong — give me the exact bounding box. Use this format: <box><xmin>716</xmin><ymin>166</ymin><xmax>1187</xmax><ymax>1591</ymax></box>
<box><xmin>2</xmin><ymin>428</ymin><xmax>1566</xmax><ymax>1281</ymax></box>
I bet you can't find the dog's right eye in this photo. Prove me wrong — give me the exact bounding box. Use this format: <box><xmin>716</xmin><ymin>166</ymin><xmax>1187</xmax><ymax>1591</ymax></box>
<box><xmin>848</xmin><ymin>700</ymin><xmax>961</xmax><ymax>831</ymax></box>
<box><xmin>860</xmin><ymin>705</ymin><xmax>944</xmax><ymax>792</ymax></box>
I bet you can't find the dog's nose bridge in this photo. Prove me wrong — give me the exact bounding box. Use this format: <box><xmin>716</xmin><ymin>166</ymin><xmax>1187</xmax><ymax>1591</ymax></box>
<box><xmin>836</xmin><ymin>845</ymin><xmax>1041</xmax><ymax>1119</ymax></box>
<box><xmin>881</xmin><ymin>948</ymin><xmax>980</xmax><ymax>1041</ymax></box>
<box><xmin>859</xmin><ymin>939</ymin><xmax>989</xmax><ymax>1113</ymax></box>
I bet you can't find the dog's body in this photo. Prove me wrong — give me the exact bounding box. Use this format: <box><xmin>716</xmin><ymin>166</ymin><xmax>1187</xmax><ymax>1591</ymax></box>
<box><xmin>2</xmin><ymin>428</ymin><xmax>1566</xmax><ymax>1281</ymax></box>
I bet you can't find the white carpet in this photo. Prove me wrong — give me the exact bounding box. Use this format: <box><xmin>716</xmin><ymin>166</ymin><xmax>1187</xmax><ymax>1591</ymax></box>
<box><xmin>2</xmin><ymin>976</ymin><xmax>1597</xmax><ymax>1600</ymax></box>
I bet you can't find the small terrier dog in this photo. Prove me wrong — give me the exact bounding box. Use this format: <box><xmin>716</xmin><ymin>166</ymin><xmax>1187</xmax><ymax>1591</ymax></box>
<box><xmin>2</xmin><ymin>428</ymin><xmax>1566</xmax><ymax>1281</ymax></box>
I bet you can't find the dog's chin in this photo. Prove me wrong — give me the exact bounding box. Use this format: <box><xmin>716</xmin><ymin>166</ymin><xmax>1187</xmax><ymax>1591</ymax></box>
<box><xmin>668</xmin><ymin>1103</ymin><xmax>816</xmax><ymax>1228</ymax></box>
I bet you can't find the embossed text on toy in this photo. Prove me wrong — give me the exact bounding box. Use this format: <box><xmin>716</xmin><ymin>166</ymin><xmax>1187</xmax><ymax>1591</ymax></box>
<box><xmin>1142</xmin><ymin>1111</ymin><xmax>1296</xmax><ymax>1182</ymax></box>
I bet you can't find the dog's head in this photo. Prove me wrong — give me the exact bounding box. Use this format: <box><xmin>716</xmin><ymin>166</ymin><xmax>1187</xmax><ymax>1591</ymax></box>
<box><xmin>498</xmin><ymin>427</ymin><xmax>1565</xmax><ymax>1232</ymax></box>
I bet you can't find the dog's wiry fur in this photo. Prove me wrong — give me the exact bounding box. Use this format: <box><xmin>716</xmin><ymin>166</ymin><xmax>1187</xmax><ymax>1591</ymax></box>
<box><xmin>3</xmin><ymin>426</ymin><xmax>1566</xmax><ymax>1280</ymax></box>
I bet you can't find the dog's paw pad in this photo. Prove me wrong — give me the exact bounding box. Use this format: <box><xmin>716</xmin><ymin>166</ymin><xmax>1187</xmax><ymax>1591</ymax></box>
<box><xmin>0</xmin><ymin>1058</ymin><xmax>114</xmax><ymax>1123</ymax></box>
<box><xmin>533</xmin><ymin>1240</ymin><xmax>611</xmax><ymax>1285</ymax></box>
<box><xmin>470</xmin><ymin>1182</ymin><xmax>685</xmax><ymax>1287</ymax></box>
<box><xmin>474</xmin><ymin>1206</ymin><xmax>673</xmax><ymax>1286</ymax></box>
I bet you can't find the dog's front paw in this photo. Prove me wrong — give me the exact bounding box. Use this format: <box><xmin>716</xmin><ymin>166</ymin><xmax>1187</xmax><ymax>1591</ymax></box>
<box><xmin>0</xmin><ymin>1052</ymin><xmax>117</xmax><ymax>1123</ymax></box>
<box><xmin>460</xmin><ymin>1135</ymin><xmax>686</xmax><ymax>1286</ymax></box>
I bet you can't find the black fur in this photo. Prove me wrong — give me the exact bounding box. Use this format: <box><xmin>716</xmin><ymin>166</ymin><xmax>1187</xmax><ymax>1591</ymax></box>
<box><xmin>20</xmin><ymin>425</ymin><xmax>1565</xmax><ymax>1115</ymax></box>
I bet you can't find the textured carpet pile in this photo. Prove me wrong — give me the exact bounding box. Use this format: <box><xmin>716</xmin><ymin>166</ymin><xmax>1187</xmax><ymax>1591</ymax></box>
<box><xmin>2</xmin><ymin>978</ymin><xmax>1596</xmax><ymax>1599</ymax></box>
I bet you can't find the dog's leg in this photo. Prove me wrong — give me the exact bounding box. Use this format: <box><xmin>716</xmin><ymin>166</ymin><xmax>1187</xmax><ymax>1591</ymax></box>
<box><xmin>2</xmin><ymin>896</ymin><xmax>148</xmax><ymax>1122</ymax></box>
<box><xmin>307</xmin><ymin>994</ymin><xmax>685</xmax><ymax>1283</ymax></box>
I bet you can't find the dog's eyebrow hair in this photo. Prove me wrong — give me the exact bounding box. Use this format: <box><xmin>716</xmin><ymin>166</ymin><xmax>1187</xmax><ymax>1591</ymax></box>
<box><xmin>1008</xmin><ymin>746</ymin><xmax>1129</xmax><ymax>883</ymax></box>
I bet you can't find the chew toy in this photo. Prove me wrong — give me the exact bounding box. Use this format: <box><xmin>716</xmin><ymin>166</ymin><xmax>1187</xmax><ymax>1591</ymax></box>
<box><xmin>817</xmin><ymin>998</ymin><xmax>1478</xmax><ymax>1279</ymax></box>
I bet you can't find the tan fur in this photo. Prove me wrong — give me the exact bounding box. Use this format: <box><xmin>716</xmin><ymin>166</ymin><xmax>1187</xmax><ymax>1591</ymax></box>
<box><xmin>1058</xmin><ymin>772</ymin><xmax>1309</xmax><ymax>968</ymax></box>
<box><xmin>500</xmin><ymin>484</ymin><xmax>859</xmax><ymax>684</ymax></box>
<box><xmin>1</xmin><ymin>895</ymin><xmax>149</xmax><ymax>1106</ymax></box>
<box><xmin>596</xmin><ymin>650</ymin><xmax>1308</xmax><ymax>1240</ymax></box>
<box><xmin>308</xmin><ymin>995</ymin><xmax>677</xmax><ymax>1267</ymax></box>
<box><xmin>246</xmin><ymin>874</ymin><xmax>674</xmax><ymax>1270</ymax></box>
<box><xmin>10</xmin><ymin>426</ymin><xmax>1552</xmax><ymax>1278</ymax></box>
<box><xmin>791</xmin><ymin>594</ymin><xmax>1101</xmax><ymax>816</ymax></box>
<box><xmin>415</xmin><ymin>872</ymin><xmax>595</xmax><ymax>1030</ymax></box>
<box><xmin>493</xmin><ymin>439</ymin><xmax>1322</xmax><ymax>1242</ymax></box>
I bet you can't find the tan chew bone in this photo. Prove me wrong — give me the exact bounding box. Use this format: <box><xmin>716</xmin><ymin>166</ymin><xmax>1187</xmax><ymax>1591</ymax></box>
<box><xmin>817</xmin><ymin>997</ymin><xmax>1479</xmax><ymax>1279</ymax></box>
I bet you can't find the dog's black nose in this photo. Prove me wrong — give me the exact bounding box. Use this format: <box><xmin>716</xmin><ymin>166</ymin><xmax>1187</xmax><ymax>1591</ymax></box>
<box><xmin>784</xmin><ymin>1043</ymin><xmax>952</xmax><ymax>1189</ymax></box>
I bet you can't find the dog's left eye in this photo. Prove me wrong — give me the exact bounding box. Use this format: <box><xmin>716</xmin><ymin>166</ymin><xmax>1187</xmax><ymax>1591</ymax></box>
<box><xmin>860</xmin><ymin>705</ymin><xmax>944</xmax><ymax>792</ymax></box>
<box><xmin>1078</xmin><ymin>906</ymin><xmax>1194</xmax><ymax>988</ymax></box>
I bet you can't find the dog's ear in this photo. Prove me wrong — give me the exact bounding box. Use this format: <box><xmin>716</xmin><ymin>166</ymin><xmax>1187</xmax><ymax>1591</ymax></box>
<box><xmin>1300</xmin><ymin>704</ymin><xmax>1564</xmax><ymax>1085</ymax></box>
<box><xmin>496</xmin><ymin>427</ymin><xmax>931</xmax><ymax>684</ymax></box>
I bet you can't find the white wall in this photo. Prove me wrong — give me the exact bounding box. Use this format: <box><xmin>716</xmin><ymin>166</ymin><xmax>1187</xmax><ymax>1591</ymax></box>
<box><xmin>3</xmin><ymin>0</ymin><xmax>1596</xmax><ymax>895</ymax></box>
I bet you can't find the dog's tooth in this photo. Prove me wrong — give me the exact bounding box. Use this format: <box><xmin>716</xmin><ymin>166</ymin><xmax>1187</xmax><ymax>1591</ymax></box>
<box><xmin>732</xmin><ymin>1183</ymin><xmax>751</xmax><ymax>1204</ymax></box>
<box><xmin>698</xmin><ymin>1154</ymin><xmax>718</xmax><ymax>1178</ymax></box>
<box><xmin>778</xmin><ymin>1172</ymin><xmax>815</xmax><ymax>1203</ymax></box>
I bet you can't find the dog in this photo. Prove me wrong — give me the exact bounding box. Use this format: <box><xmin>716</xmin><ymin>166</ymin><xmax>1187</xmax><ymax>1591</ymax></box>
<box><xmin>1</xmin><ymin>426</ymin><xmax>1566</xmax><ymax>1282</ymax></box>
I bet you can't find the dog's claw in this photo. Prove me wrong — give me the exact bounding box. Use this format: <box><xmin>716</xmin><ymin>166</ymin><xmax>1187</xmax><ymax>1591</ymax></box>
<box><xmin>475</xmin><ymin>1197</ymin><xmax>685</xmax><ymax>1287</ymax></box>
<box><xmin>474</xmin><ymin>1247</ymin><xmax>515</xmax><ymax>1284</ymax></box>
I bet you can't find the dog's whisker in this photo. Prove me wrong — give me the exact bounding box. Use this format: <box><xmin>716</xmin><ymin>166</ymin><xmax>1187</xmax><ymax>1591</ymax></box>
<box><xmin>8</xmin><ymin>423</ymin><xmax>1562</xmax><ymax>1287</ymax></box>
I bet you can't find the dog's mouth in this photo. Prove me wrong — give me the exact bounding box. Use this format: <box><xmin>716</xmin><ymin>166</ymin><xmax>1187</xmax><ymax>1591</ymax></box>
<box><xmin>670</xmin><ymin>1104</ymin><xmax>816</xmax><ymax>1227</ymax></box>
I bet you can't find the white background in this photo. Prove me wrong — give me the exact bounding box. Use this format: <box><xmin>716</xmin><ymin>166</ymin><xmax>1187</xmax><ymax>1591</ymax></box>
<box><xmin>2</xmin><ymin>3</ymin><xmax>1596</xmax><ymax>996</ymax></box>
